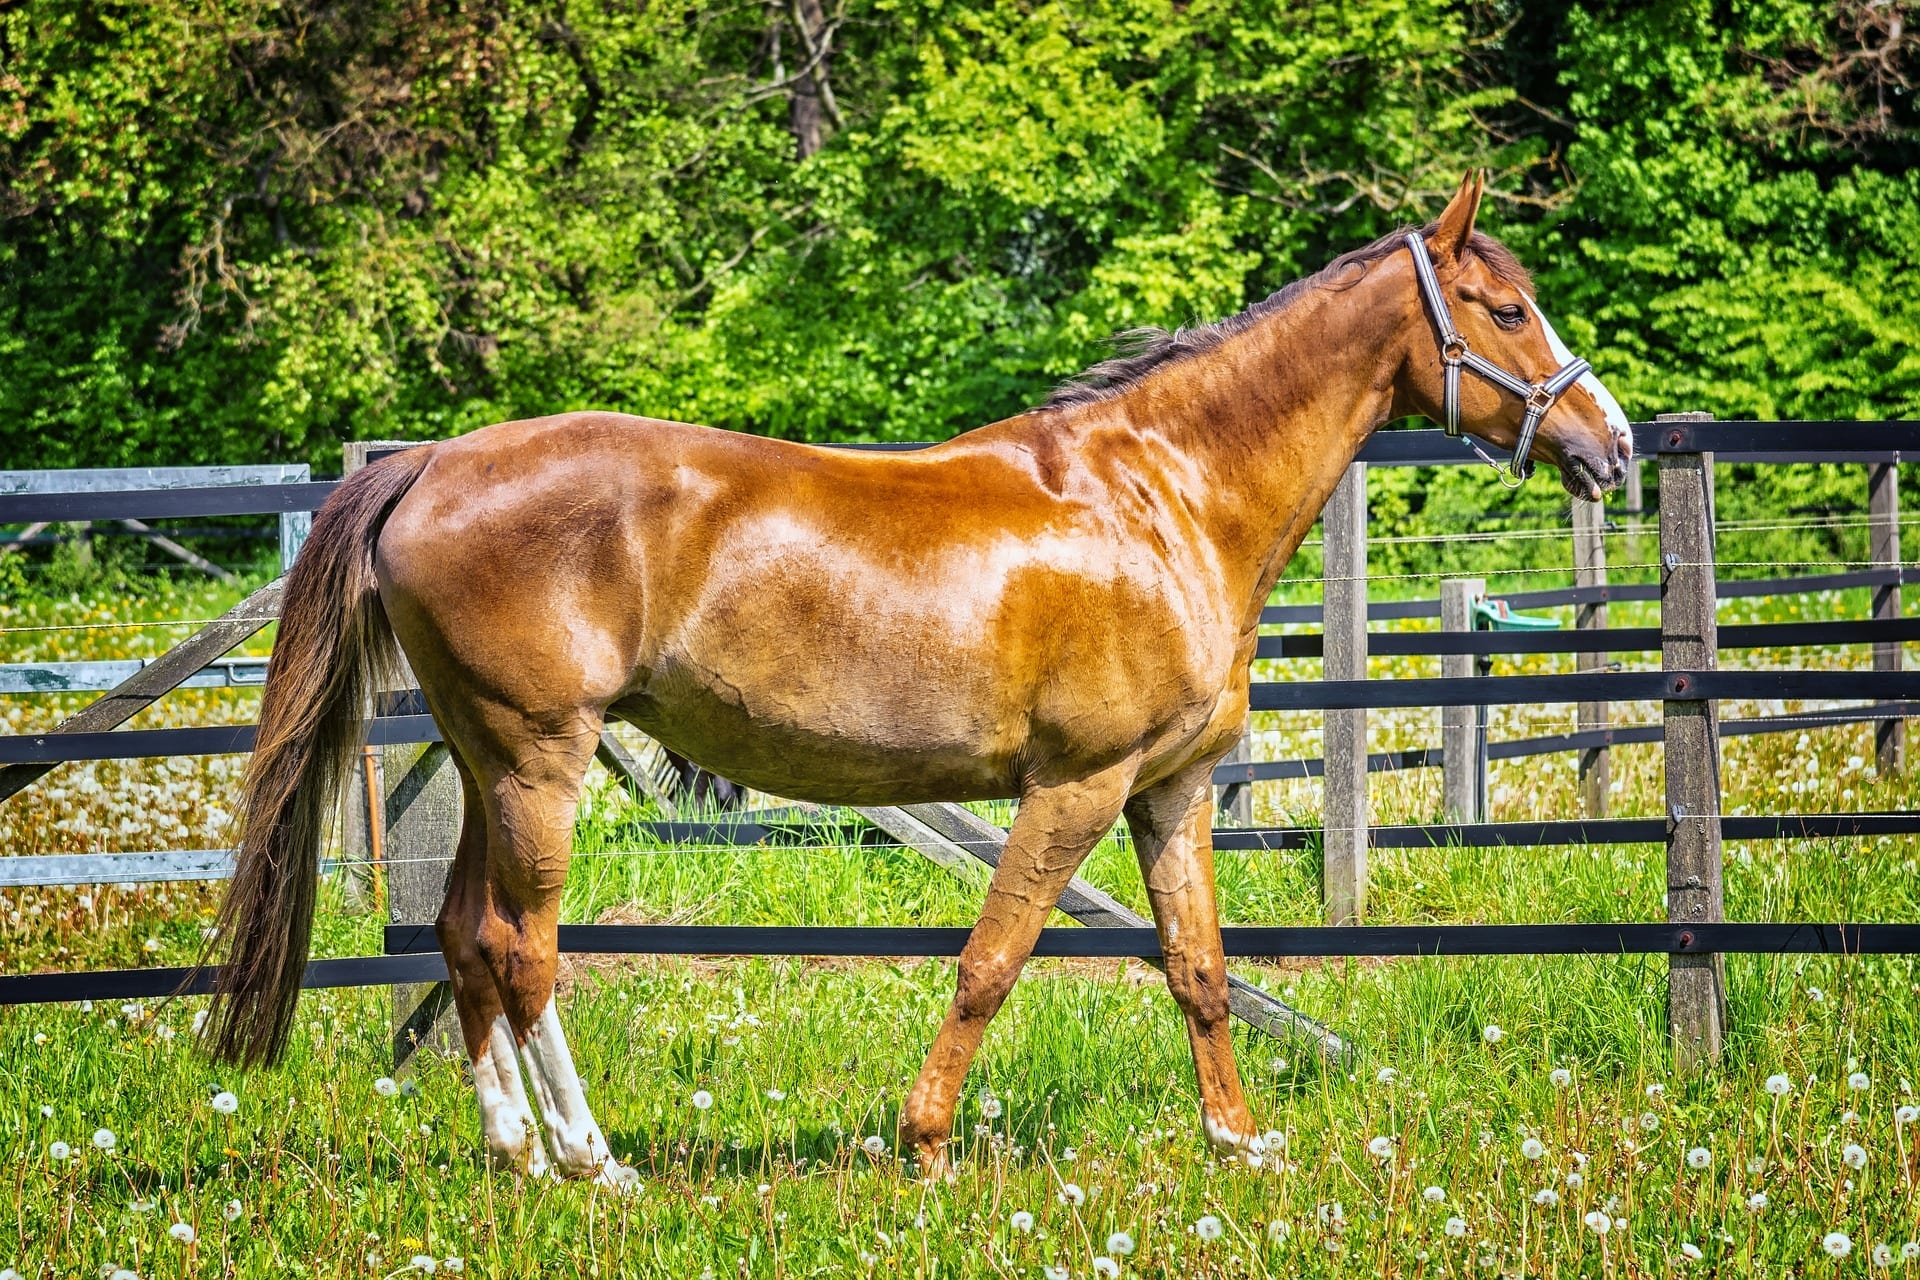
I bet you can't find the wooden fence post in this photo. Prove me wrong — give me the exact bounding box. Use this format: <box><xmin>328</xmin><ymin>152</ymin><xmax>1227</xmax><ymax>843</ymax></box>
<box><xmin>1657</xmin><ymin>412</ymin><xmax>1727</xmax><ymax>1071</ymax></box>
<box><xmin>1574</xmin><ymin>499</ymin><xmax>1611</xmax><ymax>817</ymax></box>
<box><xmin>1871</xmin><ymin>457</ymin><xmax>1904</xmax><ymax>774</ymax></box>
<box><xmin>1215</xmin><ymin>722</ymin><xmax>1254</xmax><ymax>826</ymax></box>
<box><xmin>1323</xmin><ymin>462</ymin><xmax>1368</xmax><ymax>923</ymax></box>
<box><xmin>1440</xmin><ymin>577</ymin><xmax>1486</xmax><ymax>822</ymax></box>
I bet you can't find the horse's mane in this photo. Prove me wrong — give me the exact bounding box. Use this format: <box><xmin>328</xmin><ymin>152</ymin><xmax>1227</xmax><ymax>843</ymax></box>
<box><xmin>1041</xmin><ymin>225</ymin><xmax>1534</xmax><ymax>411</ymax></box>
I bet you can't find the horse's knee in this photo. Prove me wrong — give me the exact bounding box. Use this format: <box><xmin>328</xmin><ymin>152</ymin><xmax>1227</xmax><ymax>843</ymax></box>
<box><xmin>953</xmin><ymin>951</ymin><xmax>1019</xmax><ymax>1023</ymax></box>
<box><xmin>1164</xmin><ymin>949</ymin><xmax>1230</xmax><ymax>1025</ymax></box>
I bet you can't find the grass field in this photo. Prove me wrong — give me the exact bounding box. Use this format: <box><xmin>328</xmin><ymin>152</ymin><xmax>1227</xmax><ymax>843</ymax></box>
<box><xmin>5</xmin><ymin>562</ymin><xmax>1920</xmax><ymax>1278</ymax></box>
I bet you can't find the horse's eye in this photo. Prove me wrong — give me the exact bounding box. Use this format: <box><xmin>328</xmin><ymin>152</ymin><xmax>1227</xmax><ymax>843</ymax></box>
<box><xmin>1492</xmin><ymin>305</ymin><xmax>1527</xmax><ymax>330</ymax></box>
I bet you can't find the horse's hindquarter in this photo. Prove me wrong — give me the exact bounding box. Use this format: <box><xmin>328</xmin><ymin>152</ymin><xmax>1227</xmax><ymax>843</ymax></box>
<box><xmin>377</xmin><ymin>413</ymin><xmax>1247</xmax><ymax>804</ymax></box>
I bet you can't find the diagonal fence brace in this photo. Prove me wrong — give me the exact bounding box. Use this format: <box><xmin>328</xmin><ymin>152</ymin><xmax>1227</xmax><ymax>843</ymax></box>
<box><xmin>0</xmin><ymin>578</ymin><xmax>285</xmax><ymax>805</ymax></box>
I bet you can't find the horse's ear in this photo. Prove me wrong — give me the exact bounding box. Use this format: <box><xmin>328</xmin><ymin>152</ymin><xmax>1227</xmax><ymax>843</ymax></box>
<box><xmin>1428</xmin><ymin>170</ymin><xmax>1484</xmax><ymax>269</ymax></box>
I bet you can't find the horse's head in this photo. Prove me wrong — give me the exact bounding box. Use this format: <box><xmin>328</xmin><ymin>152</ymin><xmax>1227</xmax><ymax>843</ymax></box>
<box><xmin>1400</xmin><ymin>172</ymin><xmax>1631</xmax><ymax>500</ymax></box>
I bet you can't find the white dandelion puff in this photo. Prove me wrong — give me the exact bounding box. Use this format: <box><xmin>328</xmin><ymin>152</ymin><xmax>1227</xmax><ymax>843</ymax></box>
<box><xmin>861</xmin><ymin>1135</ymin><xmax>886</xmax><ymax>1156</ymax></box>
<box><xmin>210</xmin><ymin>1091</ymin><xmax>238</xmax><ymax>1115</ymax></box>
<box><xmin>91</xmin><ymin>1128</ymin><xmax>115</xmax><ymax>1152</ymax></box>
<box><xmin>1823</xmin><ymin>1232</ymin><xmax>1852</xmax><ymax>1258</ymax></box>
<box><xmin>1423</xmin><ymin>1186</ymin><xmax>1446</xmax><ymax>1204</ymax></box>
<box><xmin>1520</xmin><ymin>1137</ymin><xmax>1544</xmax><ymax>1160</ymax></box>
<box><xmin>980</xmin><ymin>1093</ymin><xmax>1003</xmax><ymax>1120</ymax></box>
<box><xmin>691</xmin><ymin>1090</ymin><xmax>713</xmax><ymax>1111</ymax></box>
<box><xmin>1059</xmin><ymin>1183</ymin><xmax>1086</xmax><ymax>1207</ymax></box>
<box><xmin>373</xmin><ymin>1077</ymin><xmax>399</xmax><ymax>1098</ymax></box>
<box><xmin>765</xmin><ymin>1089</ymin><xmax>785</xmax><ymax>1102</ymax></box>
<box><xmin>1549</xmin><ymin>1068</ymin><xmax>1572</xmax><ymax>1088</ymax></box>
<box><xmin>1267</xmin><ymin>1220</ymin><xmax>1290</xmax><ymax>1243</ymax></box>
<box><xmin>1763</xmin><ymin>1074</ymin><xmax>1793</xmax><ymax>1097</ymax></box>
<box><xmin>167</xmin><ymin>1222</ymin><xmax>195</xmax><ymax>1244</ymax></box>
<box><xmin>1895</xmin><ymin>1105</ymin><xmax>1919</xmax><ymax>1125</ymax></box>
<box><xmin>1872</xmin><ymin>1244</ymin><xmax>1894</xmax><ymax>1268</ymax></box>
<box><xmin>1106</xmin><ymin>1231</ymin><xmax>1134</xmax><ymax>1256</ymax></box>
<box><xmin>1901</xmin><ymin>1242</ymin><xmax>1920</xmax><ymax>1260</ymax></box>
<box><xmin>1850</xmin><ymin>1072</ymin><xmax>1872</xmax><ymax>1092</ymax></box>
<box><xmin>1533</xmin><ymin>1189</ymin><xmax>1558</xmax><ymax>1207</ymax></box>
<box><xmin>410</xmin><ymin>1255</ymin><xmax>438</xmax><ymax>1273</ymax></box>
<box><xmin>1745</xmin><ymin>1192</ymin><xmax>1769</xmax><ymax>1211</ymax></box>
<box><xmin>1444</xmin><ymin>1217</ymin><xmax>1467</xmax><ymax>1238</ymax></box>
<box><xmin>1582</xmin><ymin>1211</ymin><xmax>1611</xmax><ymax>1235</ymax></box>
<box><xmin>1092</xmin><ymin>1259</ymin><xmax>1118</xmax><ymax>1278</ymax></box>
<box><xmin>1482</xmin><ymin>1025</ymin><xmax>1503</xmax><ymax>1044</ymax></box>
<box><xmin>1639</xmin><ymin>1112</ymin><xmax>1661</xmax><ymax>1132</ymax></box>
<box><xmin>223</xmin><ymin>1199</ymin><xmax>243</xmax><ymax>1222</ymax></box>
<box><xmin>48</xmin><ymin>1141</ymin><xmax>70</xmax><ymax>1161</ymax></box>
<box><xmin>1367</xmin><ymin>1135</ymin><xmax>1394</xmax><ymax>1160</ymax></box>
<box><xmin>1680</xmin><ymin>1242</ymin><xmax>1704</xmax><ymax>1261</ymax></box>
<box><xmin>1645</xmin><ymin>1083</ymin><xmax>1665</xmax><ymax>1100</ymax></box>
<box><xmin>1376</xmin><ymin>1067</ymin><xmax>1398</xmax><ymax>1085</ymax></box>
<box><xmin>1842</xmin><ymin>1142</ymin><xmax>1867</xmax><ymax>1169</ymax></box>
<box><xmin>1195</xmin><ymin>1215</ymin><xmax>1223</xmax><ymax>1242</ymax></box>
<box><xmin>1009</xmin><ymin>1210</ymin><xmax>1035</xmax><ymax>1233</ymax></box>
<box><xmin>1686</xmin><ymin>1146</ymin><xmax>1711</xmax><ymax>1169</ymax></box>
<box><xmin>1043</xmin><ymin>1267</ymin><xmax>1068</xmax><ymax>1280</ymax></box>
<box><xmin>442</xmin><ymin>1261</ymin><xmax>464</xmax><ymax>1274</ymax></box>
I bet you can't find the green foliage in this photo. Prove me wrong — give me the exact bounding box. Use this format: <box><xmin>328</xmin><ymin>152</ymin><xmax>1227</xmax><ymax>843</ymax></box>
<box><xmin>2</xmin><ymin>1</ymin><xmax>1915</xmax><ymax>536</ymax></box>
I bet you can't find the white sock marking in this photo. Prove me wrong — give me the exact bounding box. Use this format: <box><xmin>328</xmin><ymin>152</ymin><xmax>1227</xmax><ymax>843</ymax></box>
<box><xmin>519</xmin><ymin>998</ymin><xmax>638</xmax><ymax>1190</ymax></box>
<box><xmin>472</xmin><ymin>1014</ymin><xmax>548</xmax><ymax>1177</ymax></box>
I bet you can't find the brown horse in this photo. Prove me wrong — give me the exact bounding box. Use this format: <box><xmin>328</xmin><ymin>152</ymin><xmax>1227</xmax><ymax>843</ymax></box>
<box><xmin>204</xmin><ymin>174</ymin><xmax>1629</xmax><ymax>1184</ymax></box>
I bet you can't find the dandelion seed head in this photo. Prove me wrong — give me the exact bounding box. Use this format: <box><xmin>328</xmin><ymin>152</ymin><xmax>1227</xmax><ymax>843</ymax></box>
<box><xmin>1901</xmin><ymin>1242</ymin><xmax>1920</xmax><ymax>1261</ymax></box>
<box><xmin>691</xmin><ymin>1090</ymin><xmax>713</xmax><ymax>1111</ymax></box>
<box><xmin>1895</xmin><ymin>1105</ymin><xmax>1919</xmax><ymax>1125</ymax></box>
<box><xmin>210</xmin><ymin>1091</ymin><xmax>238</xmax><ymax>1115</ymax></box>
<box><xmin>1764</xmin><ymin>1073</ymin><xmax>1793</xmax><ymax>1097</ymax></box>
<box><xmin>1686</xmin><ymin>1146</ymin><xmax>1711</xmax><ymax>1169</ymax></box>
<box><xmin>1549</xmin><ymin>1068</ymin><xmax>1572</xmax><ymax>1088</ymax></box>
<box><xmin>1843</xmin><ymin>1142</ymin><xmax>1868</xmax><ymax>1169</ymax></box>
<box><xmin>980</xmin><ymin>1093</ymin><xmax>1003</xmax><ymax>1120</ymax></box>
<box><xmin>861</xmin><ymin>1135</ymin><xmax>886</xmax><ymax>1156</ymax></box>
<box><xmin>223</xmin><ymin>1199</ymin><xmax>243</xmax><ymax>1222</ymax></box>
<box><xmin>1267</xmin><ymin>1220</ymin><xmax>1290</xmax><ymax>1242</ymax></box>
<box><xmin>1872</xmin><ymin>1244</ymin><xmax>1894</xmax><ymax>1268</ymax></box>
<box><xmin>167</xmin><ymin>1222</ymin><xmax>195</xmax><ymax>1245</ymax></box>
<box><xmin>1481</xmin><ymin>1025</ymin><xmax>1503</xmax><ymax>1044</ymax></box>
<box><xmin>47</xmin><ymin>1141</ymin><xmax>70</xmax><ymax>1160</ymax></box>
<box><xmin>410</xmin><ymin>1255</ymin><xmax>438</xmax><ymax>1273</ymax></box>
<box><xmin>1059</xmin><ymin>1183</ymin><xmax>1086</xmax><ymax>1207</ymax></box>
<box><xmin>1582</xmin><ymin>1211</ymin><xmax>1610</xmax><ymax>1236</ymax></box>
<box><xmin>1106</xmin><ymin>1231</ymin><xmax>1134</xmax><ymax>1256</ymax></box>
<box><xmin>1444</xmin><ymin>1216</ymin><xmax>1467</xmax><ymax>1238</ymax></box>
<box><xmin>1824</xmin><ymin>1232</ymin><xmax>1853</xmax><ymax>1258</ymax></box>
<box><xmin>1533</xmin><ymin>1188</ymin><xmax>1558</xmax><ymax>1207</ymax></box>
<box><xmin>1520</xmin><ymin>1138</ymin><xmax>1544</xmax><ymax>1160</ymax></box>
<box><xmin>1195</xmin><ymin>1215</ymin><xmax>1223</xmax><ymax>1242</ymax></box>
<box><xmin>373</xmin><ymin>1077</ymin><xmax>399</xmax><ymax>1098</ymax></box>
<box><xmin>1010</xmin><ymin>1210</ymin><xmax>1035</xmax><ymax>1233</ymax></box>
<box><xmin>1376</xmin><ymin>1067</ymin><xmax>1398</xmax><ymax>1085</ymax></box>
<box><xmin>1367</xmin><ymin>1135</ymin><xmax>1394</xmax><ymax>1160</ymax></box>
<box><xmin>443</xmin><ymin>1261</ymin><xmax>464</xmax><ymax>1274</ymax></box>
<box><xmin>1639</xmin><ymin>1112</ymin><xmax>1661</xmax><ymax>1132</ymax></box>
<box><xmin>1680</xmin><ymin>1242</ymin><xmax>1704</xmax><ymax>1261</ymax></box>
<box><xmin>1849</xmin><ymin>1072</ymin><xmax>1872</xmax><ymax>1092</ymax></box>
<box><xmin>1092</xmin><ymin>1259</ymin><xmax>1118</xmax><ymax>1278</ymax></box>
<box><xmin>1423</xmin><ymin>1186</ymin><xmax>1445</xmax><ymax>1204</ymax></box>
<box><xmin>1745</xmin><ymin>1192</ymin><xmax>1769</xmax><ymax>1211</ymax></box>
<box><xmin>91</xmin><ymin>1128</ymin><xmax>115</xmax><ymax>1151</ymax></box>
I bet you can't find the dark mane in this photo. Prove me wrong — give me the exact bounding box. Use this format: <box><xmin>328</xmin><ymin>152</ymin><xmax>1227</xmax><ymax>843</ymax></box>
<box><xmin>1041</xmin><ymin>226</ymin><xmax>1533</xmax><ymax>411</ymax></box>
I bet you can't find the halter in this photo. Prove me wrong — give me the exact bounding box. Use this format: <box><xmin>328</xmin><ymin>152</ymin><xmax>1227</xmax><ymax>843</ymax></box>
<box><xmin>1404</xmin><ymin>233</ymin><xmax>1591</xmax><ymax>488</ymax></box>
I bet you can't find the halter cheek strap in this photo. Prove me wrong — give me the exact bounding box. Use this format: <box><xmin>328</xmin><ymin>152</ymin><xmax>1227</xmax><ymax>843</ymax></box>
<box><xmin>1404</xmin><ymin>233</ymin><xmax>1591</xmax><ymax>487</ymax></box>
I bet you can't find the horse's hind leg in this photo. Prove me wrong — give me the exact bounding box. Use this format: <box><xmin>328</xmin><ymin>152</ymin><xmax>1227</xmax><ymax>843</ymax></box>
<box><xmin>898</xmin><ymin>761</ymin><xmax>1136</xmax><ymax>1174</ymax></box>
<box><xmin>436</xmin><ymin>755</ymin><xmax>547</xmax><ymax>1177</ymax></box>
<box><xmin>461</xmin><ymin>708</ymin><xmax>638</xmax><ymax>1190</ymax></box>
<box><xmin>1124</xmin><ymin>765</ymin><xmax>1257</xmax><ymax>1158</ymax></box>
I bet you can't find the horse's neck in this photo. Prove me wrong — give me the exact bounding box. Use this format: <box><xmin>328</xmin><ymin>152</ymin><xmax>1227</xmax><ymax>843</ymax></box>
<box><xmin>1119</xmin><ymin>268</ymin><xmax>1411</xmax><ymax>619</ymax></box>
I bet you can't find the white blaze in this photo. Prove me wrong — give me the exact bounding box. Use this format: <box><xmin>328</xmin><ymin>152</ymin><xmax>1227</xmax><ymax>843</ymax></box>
<box><xmin>519</xmin><ymin>998</ymin><xmax>640</xmax><ymax>1191</ymax></box>
<box><xmin>1528</xmin><ymin>299</ymin><xmax>1631</xmax><ymax>451</ymax></box>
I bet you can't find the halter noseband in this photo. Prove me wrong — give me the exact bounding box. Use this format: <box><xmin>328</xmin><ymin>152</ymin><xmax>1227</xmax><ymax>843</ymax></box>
<box><xmin>1404</xmin><ymin>233</ymin><xmax>1591</xmax><ymax>488</ymax></box>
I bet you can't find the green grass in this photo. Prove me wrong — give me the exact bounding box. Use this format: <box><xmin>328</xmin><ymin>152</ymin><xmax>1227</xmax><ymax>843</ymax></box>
<box><xmin>5</xmin><ymin>569</ymin><xmax>1920</xmax><ymax>1277</ymax></box>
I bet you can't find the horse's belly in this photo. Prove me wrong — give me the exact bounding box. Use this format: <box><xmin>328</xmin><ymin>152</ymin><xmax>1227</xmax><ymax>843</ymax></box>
<box><xmin>610</xmin><ymin>678</ymin><xmax>1021</xmax><ymax>805</ymax></box>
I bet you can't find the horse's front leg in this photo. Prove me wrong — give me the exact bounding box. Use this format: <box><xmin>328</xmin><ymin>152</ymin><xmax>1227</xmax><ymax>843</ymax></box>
<box><xmin>898</xmin><ymin>761</ymin><xmax>1136</xmax><ymax>1177</ymax></box>
<box><xmin>1124</xmin><ymin>763</ymin><xmax>1258</xmax><ymax>1158</ymax></box>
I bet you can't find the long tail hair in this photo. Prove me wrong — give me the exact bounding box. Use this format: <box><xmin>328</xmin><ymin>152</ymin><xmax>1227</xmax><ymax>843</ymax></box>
<box><xmin>198</xmin><ymin>446</ymin><xmax>434</xmax><ymax>1067</ymax></box>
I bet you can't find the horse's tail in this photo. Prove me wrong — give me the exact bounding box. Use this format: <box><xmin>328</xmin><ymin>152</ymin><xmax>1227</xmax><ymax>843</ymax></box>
<box><xmin>199</xmin><ymin>446</ymin><xmax>434</xmax><ymax>1068</ymax></box>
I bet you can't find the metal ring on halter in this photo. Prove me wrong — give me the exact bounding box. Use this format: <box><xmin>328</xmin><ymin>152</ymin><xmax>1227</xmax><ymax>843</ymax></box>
<box><xmin>1403</xmin><ymin>233</ymin><xmax>1593</xmax><ymax>485</ymax></box>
